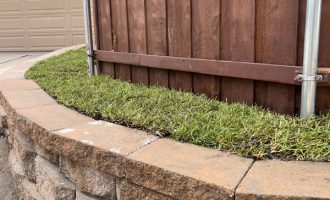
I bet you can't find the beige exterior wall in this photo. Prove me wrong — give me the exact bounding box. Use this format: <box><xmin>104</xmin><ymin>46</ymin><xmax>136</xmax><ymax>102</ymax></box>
<box><xmin>0</xmin><ymin>0</ymin><xmax>85</xmax><ymax>51</ymax></box>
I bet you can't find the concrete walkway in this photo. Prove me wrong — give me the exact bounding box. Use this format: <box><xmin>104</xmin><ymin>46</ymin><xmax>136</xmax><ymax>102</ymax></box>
<box><xmin>0</xmin><ymin>52</ymin><xmax>47</xmax><ymax>76</ymax></box>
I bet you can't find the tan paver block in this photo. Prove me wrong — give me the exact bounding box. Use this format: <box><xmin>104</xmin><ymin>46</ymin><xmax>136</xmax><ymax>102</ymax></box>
<box><xmin>35</xmin><ymin>156</ymin><xmax>75</xmax><ymax>200</ymax></box>
<box><xmin>236</xmin><ymin>160</ymin><xmax>330</xmax><ymax>199</ymax></box>
<box><xmin>34</xmin><ymin>143</ymin><xmax>59</xmax><ymax>164</ymax></box>
<box><xmin>55</xmin><ymin>121</ymin><xmax>158</xmax><ymax>156</ymax></box>
<box><xmin>117</xmin><ymin>179</ymin><xmax>174</xmax><ymax>200</ymax></box>
<box><xmin>76</xmin><ymin>191</ymin><xmax>99</xmax><ymax>200</ymax></box>
<box><xmin>53</xmin><ymin>121</ymin><xmax>158</xmax><ymax>176</ymax></box>
<box><xmin>60</xmin><ymin>156</ymin><xmax>116</xmax><ymax>198</ymax></box>
<box><xmin>20</xmin><ymin>180</ymin><xmax>43</xmax><ymax>200</ymax></box>
<box><xmin>16</xmin><ymin>104</ymin><xmax>93</xmax><ymax>131</ymax></box>
<box><xmin>0</xmin><ymin>79</ymin><xmax>40</xmax><ymax>91</ymax></box>
<box><xmin>12</xmin><ymin>130</ymin><xmax>37</xmax><ymax>182</ymax></box>
<box><xmin>1</xmin><ymin>89</ymin><xmax>56</xmax><ymax>109</ymax></box>
<box><xmin>126</xmin><ymin>139</ymin><xmax>254</xmax><ymax>200</ymax></box>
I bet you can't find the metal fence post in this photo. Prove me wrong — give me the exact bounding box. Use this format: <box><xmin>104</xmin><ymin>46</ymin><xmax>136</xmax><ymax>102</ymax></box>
<box><xmin>300</xmin><ymin>0</ymin><xmax>323</xmax><ymax>119</ymax></box>
<box><xmin>83</xmin><ymin>0</ymin><xmax>94</xmax><ymax>77</ymax></box>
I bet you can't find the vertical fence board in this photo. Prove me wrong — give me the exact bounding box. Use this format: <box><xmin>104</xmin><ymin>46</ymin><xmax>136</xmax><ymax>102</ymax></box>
<box><xmin>297</xmin><ymin>0</ymin><xmax>306</xmax><ymax>67</ymax></box>
<box><xmin>111</xmin><ymin>0</ymin><xmax>131</xmax><ymax>82</ymax></box>
<box><xmin>97</xmin><ymin>0</ymin><xmax>114</xmax><ymax>76</ymax></box>
<box><xmin>220</xmin><ymin>0</ymin><xmax>255</xmax><ymax>105</ymax></box>
<box><xmin>316</xmin><ymin>87</ymin><xmax>330</xmax><ymax>115</ymax></box>
<box><xmin>146</xmin><ymin>0</ymin><xmax>168</xmax><ymax>87</ymax></box>
<box><xmin>255</xmin><ymin>0</ymin><xmax>299</xmax><ymax>115</ymax></box>
<box><xmin>296</xmin><ymin>0</ymin><xmax>306</xmax><ymax>114</ymax></box>
<box><xmin>167</xmin><ymin>0</ymin><xmax>192</xmax><ymax>91</ymax></box>
<box><xmin>318</xmin><ymin>1</ymin><xmax>330</xmax><ymax>68</ymax></box>
<box><xmin>316</xmin><ymin>0</ymin><xmax>330</xmax><ymax>114</ymax></box>
<box><xmin>192</xmin><ymin>0</ymin><xmax>220</xmax><ymax>98</ymax></box>
<box><xmin>127</xmin><ymin>0</ymin><xmax>149</xmax><ymax>85</ymax></box>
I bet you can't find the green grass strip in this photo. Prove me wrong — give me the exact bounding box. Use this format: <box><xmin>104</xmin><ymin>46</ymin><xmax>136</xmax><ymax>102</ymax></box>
<box><xmin>25</xmin><ymin>48</ymin><xmax>330</xmax><ymax>161</ymax></box>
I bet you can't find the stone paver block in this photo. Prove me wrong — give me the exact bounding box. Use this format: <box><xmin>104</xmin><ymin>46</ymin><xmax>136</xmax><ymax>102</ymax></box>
<box><xmin>55</xmin><ymin>120</ymin><xmax>158</xmax><ymax>156</ymax></box>
<box><xmin>12</xmin><ymin>130</ymin><xmax>37</xmax><ymax>182</ymax></box>
<box><xmin>35</xmin><ymin>156</ymin><xmax>75</xmax><ymax>200</ymax></box>
<box><xmin>0</xmin><ymin>79</ymin><xmax>40</xmax><ymax>91</ymax></box>
<box><xmin>54</xmin><ymin>121</ymin><xmax>158</xmax><ymax>175</ymax></box>
<box><xmin>18</xmin><ymin>179</ymin><xmax>43</xmax><ymax>200</ymax></box>
<box><xmin>9</xmin><ymin>105</ymin><xmax>93</xmax><ymax>157</ymax></box>
<box><xmin>60</xmin><ymin>156</ymin><xmax>116</xmax><ymax>198</ymax></box>
<box><xmin>34</xmin><ymin>143</ymin><xmax>58</xmax><ymax>164</ymax></box>
<box><xmin>5</xmin><ymin>128</ymin><xmax>14</xmax><ymax>150</ymax></box>
<box><xmin>236</xmin><ymin>160</ymin><xmax>330</xmax><ymax>199</ymax></box>
<box><xmin>117</xmin><ymin>179</ymin><xmax>174</xmax><ymax>200</ymax></box>
<box><xmin>16</xmin><ymin>104</ymin><xmax>93</xmax><ymax>132</ymax></box>
<box><xmin>9</xmin><ymin>146</ymin><xmax>40</xmax><ymax>200</ymax></box>
<box><xmin>125</xmin><ymin>139</ymin><xmax>254</xmax><ymax>200</ymax></box>
<box><xmin>8</xmin><ymin>150</ymin><xmax>25</xmax><ymax>188</ymax></box>
<box><xmin>1</xmin><ymin>89</ymin><xmax>56</xmax><ymax>109</ymax></box>
<box><xmin>76</xmin><ymin>191</ymin><xmax>100</xmax><ymax>200</ymax></box>
<box><xmin>2</xmin><ymin>146</ymin><xmax>18</xmax><ymax>200</ymax></box>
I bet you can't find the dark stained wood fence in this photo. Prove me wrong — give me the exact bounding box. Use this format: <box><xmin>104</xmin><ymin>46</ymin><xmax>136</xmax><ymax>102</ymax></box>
<box><xmin>92</xmin><ymin>0</ymin><xmax>330</xmax><ymax>116</ymax></box>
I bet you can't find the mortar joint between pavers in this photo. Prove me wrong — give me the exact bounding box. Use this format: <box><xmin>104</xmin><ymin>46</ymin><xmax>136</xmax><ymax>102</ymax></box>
<box><xmin>233</xmin><ymin>159</ymin><xmax>255</xmax><ymax>200</ymax></box>
<box><xmin>125</xmin><ymin>137</ymin><xmax>160</xmax><ymax>158</ymax></box>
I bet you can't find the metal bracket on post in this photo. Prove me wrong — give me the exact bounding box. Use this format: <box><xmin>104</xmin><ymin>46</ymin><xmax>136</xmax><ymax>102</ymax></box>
<box><xmin>295</xmin><ymin>71</ymin><xmax>328</xmax><ymax>82</ymax></box>
<box><xmin>296</xmin><ymin>75</ymin><xmax>323</xmax><ymax>81</ymax></box>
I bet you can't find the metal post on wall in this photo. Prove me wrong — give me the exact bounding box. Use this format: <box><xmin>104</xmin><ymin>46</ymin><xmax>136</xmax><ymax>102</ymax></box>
<box><xmin>83</xmin><ymin>0</ymin><xmax>94</xmax><ymax>77</ymax></box>
<box><xmin>300</xmin><ymin>0</ymin><xmax>323</xmax><ymax>119</ymax></box>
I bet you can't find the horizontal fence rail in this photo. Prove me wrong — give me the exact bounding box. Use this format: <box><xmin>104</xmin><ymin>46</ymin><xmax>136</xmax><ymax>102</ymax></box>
<box><xmin>92</xmin><ymin>0</ymin><xmax>330</xmax><ymax>115</ymax></box>
<box><xmin>95</xmin><ymin>50</ymin><xmax>330</xmax><ymax>86</ymax></box>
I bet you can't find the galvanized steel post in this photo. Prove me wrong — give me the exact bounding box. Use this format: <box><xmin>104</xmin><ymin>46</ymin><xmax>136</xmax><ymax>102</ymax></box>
<box><xmin>300</xmin><ymin>0</ymin><xmax>323</xmax><ymax>119</ymax></box>
<box><xmin>83</xmin><ymin>0</ymin><xmax>94</xmax><ymax>77</ymax></box>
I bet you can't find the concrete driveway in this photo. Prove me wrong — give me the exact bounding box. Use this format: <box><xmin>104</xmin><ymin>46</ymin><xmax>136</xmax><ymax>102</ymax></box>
<box><xmin>0</xmin><ymin>52</ymin><xmax>48</xmax><ymax>76</ymax></box>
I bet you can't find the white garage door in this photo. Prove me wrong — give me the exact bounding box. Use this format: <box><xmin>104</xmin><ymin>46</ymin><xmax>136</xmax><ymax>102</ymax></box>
<box><xmin>0</xmin><ymin>0</ymin><xmax>85</xmax><ymax>51</ymax></box>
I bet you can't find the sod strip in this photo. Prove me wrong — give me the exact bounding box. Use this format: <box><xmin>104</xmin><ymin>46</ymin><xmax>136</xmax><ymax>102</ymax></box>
<box><xmin>26</xmin><ymin>48</ymin><xmax>330</xmax><ymax>162</ymax></box>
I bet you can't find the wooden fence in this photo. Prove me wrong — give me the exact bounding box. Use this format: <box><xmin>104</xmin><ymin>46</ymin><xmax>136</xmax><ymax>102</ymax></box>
<box><xmin>92</xmin><ymin>0</ymin><xmax>330</xmax><ymax>116</ymax></box>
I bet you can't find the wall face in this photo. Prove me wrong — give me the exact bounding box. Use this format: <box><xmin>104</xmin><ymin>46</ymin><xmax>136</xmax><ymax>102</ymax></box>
<box><xmin>0</xmin><ymin>106</ymin><xmax>238</xmax><ymax>200</ymax></box>
<box><xmin>0</xmin><ymin>0</ymin><xmax>85</xmax><ymax>51</ymax></box>
<box><xmin>1</xmin><ymin>107</ymin><xmax>153</xmax><ymax>200</ymax></box>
